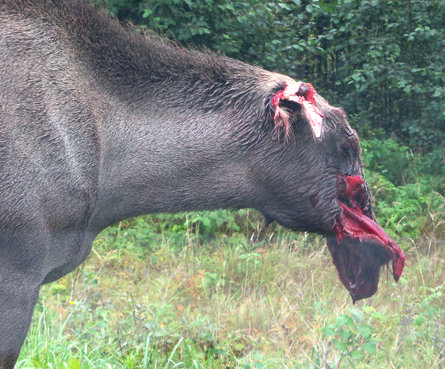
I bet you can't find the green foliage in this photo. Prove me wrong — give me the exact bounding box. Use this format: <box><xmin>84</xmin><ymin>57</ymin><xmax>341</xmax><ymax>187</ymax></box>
<box><xmin>362</xmin><ymin>139</ymin><xmax>445</xmax><ymax>184</ymax></box>
<box><xmin>312</xmin><ymin>0</ymin><xmax>444</xmax><ymax>150</ymax></box>
<box><xmin>361</xmin><ymin>139</ymin><xmax>444</xmax><ymax>238</ymax></box>
<box><xmin>322</xmin><ymin>307</ymin><xmax>378</xmax><ymax>367</ymax></box>
<box><xmin>398</xmin><ymin>286</ymin><xmax>443</xmax><ymax>348</ymax></box>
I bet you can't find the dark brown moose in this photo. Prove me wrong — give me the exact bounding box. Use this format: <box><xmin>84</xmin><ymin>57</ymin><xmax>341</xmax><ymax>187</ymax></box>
<box><xmin>0</xmin><ymin>0</ymin><xmax>405</xmax><ymax>367</ymax></box>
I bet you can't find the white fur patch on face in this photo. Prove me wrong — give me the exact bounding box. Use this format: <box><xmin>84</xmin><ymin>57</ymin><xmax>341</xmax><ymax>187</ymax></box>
<box><xmin>272</xmin><ymin>81</ymin><xmax>324</xmax><ymax>139</ymax></box>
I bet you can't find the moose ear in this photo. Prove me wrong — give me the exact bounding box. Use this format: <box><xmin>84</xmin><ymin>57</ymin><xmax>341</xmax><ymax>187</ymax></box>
<box><xmin>271</xmin><ymin>82</ymin><xmax>324</xmax><ymax>139</ymax></box>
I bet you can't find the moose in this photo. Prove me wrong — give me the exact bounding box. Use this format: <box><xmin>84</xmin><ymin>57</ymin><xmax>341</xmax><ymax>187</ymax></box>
<box><xmin>0</xmin><ymin>0</ymin><xmax>405</xmax><ymax>367</ymax></box>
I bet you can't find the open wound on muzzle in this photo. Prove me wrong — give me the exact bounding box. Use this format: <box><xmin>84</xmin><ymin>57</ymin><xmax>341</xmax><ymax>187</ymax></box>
<box><xmin>328</xmin><ymin>175</ymin><xmax>405</xmax><ymax>302</ymax></box>
<box><xmin>271</xmin><ymin>81</ymin><xmax>324</xmax><ymax>138</ymax></box>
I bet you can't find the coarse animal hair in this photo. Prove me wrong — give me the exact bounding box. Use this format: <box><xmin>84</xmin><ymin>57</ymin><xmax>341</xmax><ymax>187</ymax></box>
<box><xmin>2</xmin><ymin>0</ymin><xmax>324</xmax><ymax>147</ymax></box>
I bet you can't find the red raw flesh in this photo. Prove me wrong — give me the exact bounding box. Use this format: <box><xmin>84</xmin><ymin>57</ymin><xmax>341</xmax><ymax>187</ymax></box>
<box><xmin>271</xmin><ymin>82</ymin><xmax>324</xmax><ymax>138</ymax></box>
<box><xmin>330</xmin><ymin>175</ymin><xmax>405</xmax><ymax>302</ymax></box>
<box><xmin>338</xmin><ymin>204</ymin><xmax>405</xmax><ymax>280</ymax></box>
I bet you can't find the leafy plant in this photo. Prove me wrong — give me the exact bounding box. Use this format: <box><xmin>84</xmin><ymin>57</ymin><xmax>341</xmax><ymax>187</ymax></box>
<box><xmin>360</xmin><ymin>139</ymin><xmax>445</xmax><ymax>239</ymax></box>
<box><xmin>321</xmin><ymin>308</ymin><xmax>379</xmax><ymax>368</ymax></box>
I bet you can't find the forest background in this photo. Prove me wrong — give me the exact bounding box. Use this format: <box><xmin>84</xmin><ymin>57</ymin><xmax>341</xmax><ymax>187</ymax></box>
<box><xmin>18</xmin><ymin>1</ymin><xmax>444</xmax><ymax>368</ymax></box>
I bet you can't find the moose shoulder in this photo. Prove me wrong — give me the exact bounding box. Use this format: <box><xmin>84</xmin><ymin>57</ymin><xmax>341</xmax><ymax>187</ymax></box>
<box><xmin>0</xmin><ymin>0</ymin><xmax>405</xmax><ymax>367</ymax></box>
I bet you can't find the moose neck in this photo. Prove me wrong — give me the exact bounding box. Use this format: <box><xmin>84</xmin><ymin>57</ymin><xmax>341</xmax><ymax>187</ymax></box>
<box><xmin>87</xmin><ymin>53</ymin><xmax>285</xmax><ymax>231</ymax></box>
<box><xmin>47</xmin><ymin>0</ymin><xmax>288</xmax><ymax>230</ymax></box>
<box><xmin>90</xmin><ymin>93</ymin><xmax>254</xmax><ymax>230</ymax></box>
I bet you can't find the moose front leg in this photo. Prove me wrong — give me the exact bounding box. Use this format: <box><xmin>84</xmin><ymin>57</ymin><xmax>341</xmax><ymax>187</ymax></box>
<box><xmin>0</xmin><ymin>271</ymin><xmax>40</xmax><ymax>369</ymax></box>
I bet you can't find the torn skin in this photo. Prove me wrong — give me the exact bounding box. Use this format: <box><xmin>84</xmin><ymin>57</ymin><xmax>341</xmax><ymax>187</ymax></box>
<box><xmin>328</xmin><ymin>175</ymin><xmax>405</xmax><ymax>303</ymax></box>
<box><xmin>271</xmin><ymin>82</ymin><xmax>324</xmax><ymax>138</ymax></box>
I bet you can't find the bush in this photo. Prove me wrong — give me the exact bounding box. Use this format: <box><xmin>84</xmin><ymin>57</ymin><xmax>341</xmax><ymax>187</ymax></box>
<box><xmin>362</xmin><ymin>139</ymin><xmax>444</xmax><ymax>239</ymax></box>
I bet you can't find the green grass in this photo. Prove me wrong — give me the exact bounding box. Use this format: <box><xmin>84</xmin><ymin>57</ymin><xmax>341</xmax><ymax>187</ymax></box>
<box><xmin>17</xmin><ymin>213</ymin><xmax>444</xmax><ymax>369</ymax></box>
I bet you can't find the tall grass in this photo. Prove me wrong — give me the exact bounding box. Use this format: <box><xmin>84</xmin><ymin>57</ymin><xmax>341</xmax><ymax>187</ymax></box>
<box><xmin>17</xmin><ymin>219</ymin><xmax>444</xmax><ymax>368</ymax></box>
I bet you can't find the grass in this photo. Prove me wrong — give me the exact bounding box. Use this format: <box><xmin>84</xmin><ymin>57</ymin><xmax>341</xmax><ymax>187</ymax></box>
<box><xmin>16</xmin><ymin>211</ymin><xmax>444</xmax><ymax>369</ymax></box>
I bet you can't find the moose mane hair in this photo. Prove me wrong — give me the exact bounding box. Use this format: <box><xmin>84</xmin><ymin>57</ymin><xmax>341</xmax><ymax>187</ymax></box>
<box><xmin>3</xmin><ymin>0</ymin><xmax>348</xmax><ymax>145</ymax></box>
<box><xmin>3</xmin><ymin>0</ymin><xmax>281</xmax><ymax>126</ymax></box>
